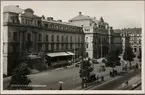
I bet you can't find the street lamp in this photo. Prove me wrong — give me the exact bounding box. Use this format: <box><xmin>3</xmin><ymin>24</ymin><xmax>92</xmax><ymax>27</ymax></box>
<box><xmin>74</xmin><ymin>36</ymin><xmax>76</xmax><ymax>63</ymax></box>
<box><xmin>59</xmin><ymin>81</ymin><xmax>63</xmax><ymax>90</ymax></box>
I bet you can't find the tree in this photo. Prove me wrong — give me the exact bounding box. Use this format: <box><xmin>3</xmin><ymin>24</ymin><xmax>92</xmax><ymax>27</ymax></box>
<box><xmin>105</xmin><ymin>47</ymin><xmax>121</xmax><ymax>68</ymax></box>
<box><xmin>79</xmin><ymin>58</ymin><xmax>94</xmax><ymax>87</ymax></box>
<box><xmin>8</xmin><ymin>62</ymin><xmax>32</xmax><ymax>90</ymax></box>
<box><xmin>138</xmin><ymin>49</ymin><xmax>141</xmax><ymax>62</ymax></box>
<box><xmin>123</xmin><ymin>46</ymin><xmax>135</xmax><ymax>68</ymax></box>
<box><xmin>105</xmin><ymin>46</ymin><xmax>121</xmax><ymax>77</ymax></box>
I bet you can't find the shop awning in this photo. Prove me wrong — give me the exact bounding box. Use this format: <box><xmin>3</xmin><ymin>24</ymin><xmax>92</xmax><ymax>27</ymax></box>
<box><xmin>46</xmin><ymin>52</ymin><xmax>70</xmax><ymax>57</ymax></box>
<box><xmin>28</xmin><ymin>54</ymin><xmax>41</xmax><ymax>59</ymax></box>
<box><xmin>66</xmin><ymin>52</ymin><xmax>75</xmax><ymax>55</ymax></box>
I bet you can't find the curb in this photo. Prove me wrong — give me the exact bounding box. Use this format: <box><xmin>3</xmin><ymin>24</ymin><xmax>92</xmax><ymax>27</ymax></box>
<box><xmin>129</xmin><ymin>82</ymin><xmax>141</xmax><ymax>90</ymax></box>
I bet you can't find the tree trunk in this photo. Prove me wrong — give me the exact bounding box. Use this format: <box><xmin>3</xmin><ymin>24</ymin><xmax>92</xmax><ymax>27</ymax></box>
<box><xmin>129</xmin><ymin>61</ymin><xmax>132</xmax><ymax>69</ymax></box>
<box><xmin>82</xmin><ymin>78</ymin><xmax>85</xmax><ymax>88</ymax></box>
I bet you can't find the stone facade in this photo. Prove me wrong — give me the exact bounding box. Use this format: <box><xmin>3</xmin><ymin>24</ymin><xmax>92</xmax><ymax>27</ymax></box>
<box><xmin>69</xmin><ymin>12</ymin><xmax>116</xmax><ymax>59</ymax></box>
<box><xmin>3</xmin><ymin>5</ymin><xmax>84</xmax><ymax>75</ymax></box>
<box><xmin>114</xmin><ymin>28</ymin><xmax>141</xmax><ymax>57</ymax></box>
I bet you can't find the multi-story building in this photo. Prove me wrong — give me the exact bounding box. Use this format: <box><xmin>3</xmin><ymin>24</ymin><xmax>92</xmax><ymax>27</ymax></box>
<box><xmin>69</xmin><ymin>12</ymin><xmax>115</xmax><ymax>59</ymax></box>
<box><xmin>3</xmin><ymin>5</ymin><xmax>84</xmax><ymax>75</ymax></box>
<box><xmin>114</xmin><ymin>28</ymin><xmax>141</xmax><ymax>57</ymax></box>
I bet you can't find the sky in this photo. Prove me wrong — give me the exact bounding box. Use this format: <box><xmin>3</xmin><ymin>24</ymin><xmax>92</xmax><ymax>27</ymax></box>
<box><xmin>1</xmin><ymin>1</ymin><xmax>144</xmax><ymax>29</ymax></box>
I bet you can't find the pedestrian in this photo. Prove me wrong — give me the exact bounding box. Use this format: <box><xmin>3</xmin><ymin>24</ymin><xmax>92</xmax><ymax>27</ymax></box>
<box><xmin>110</xmin><ymin>71</ymin><xmax>112</xmax><ymax>77</ymax></box>
<box><xmin>96</xmin><ymin>73</ymin><xmax>99</xmax><ymax>82</ymax></box>
<box><xmin>101</xmin><ymin>76</ymin><xmax>104</xmax><ymax>82</ymax></box>
<box><xmin>59</xmin><ymin>84</ymin><xmax>62</xmax><ymax>90</ymax></box>
<box><xmin>136</xmin><ymin>63</ymin><xmax>138</xmax><ymax>69</ymax></box>
<box><xmin>126</xmin><ymin>81</ymin><xmax>128</xmax><ymax>86</ymax></box>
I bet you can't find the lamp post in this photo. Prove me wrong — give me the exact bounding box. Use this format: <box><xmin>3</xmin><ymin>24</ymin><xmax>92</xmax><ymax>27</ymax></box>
<box><xmin>101</xmin><ymin>37</ymin><xmax>102</xmax><ymax>58</ymax></box>
<box><xmin>74</xmin><ymin>36</ymin><xmax>76</xmax><ymax>63</ymax></box>
<box><xmin>59</xmin><ymin>81</ymin><xmax>63</xmax><ymax>90</ymax></box>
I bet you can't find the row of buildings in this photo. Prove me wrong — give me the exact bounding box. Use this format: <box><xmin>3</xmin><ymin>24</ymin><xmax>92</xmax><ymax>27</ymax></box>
<box><xmin>3</xmin><ymin>5</ymin><xmax>141</xmax><ymax>75</ymax></box>
<box><xmin>114</xmin><ymin>28</ymin><xmax>141</xmax><ymax>58</ymax></box>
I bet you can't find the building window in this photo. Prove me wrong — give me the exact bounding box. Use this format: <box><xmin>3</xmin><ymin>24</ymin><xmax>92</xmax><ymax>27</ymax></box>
<box><xmin>56</xmin><ymin>44</ymin><xmax>59</xmax><ymax>50</ymax></box>
<box><xmin>66</xmin><ymin>36</ymin><xmax>68</xmax><ymax>42</ymax></box>
<box><xmin>46</xmin><ymin>35</ymin><xmax>48</xmax><ymax>41</ymax></box>
<box><xmin>70</xmin><ymin>43</ymin><xmax>72</xmax><ymax>49</ymax></box>
<box><xmin>86</xmin><ymin>37</ymin><xmax>88</xmax><ymax>42</ymax></box>
<box><xmin>11</xmin><ymin>17</ymin><xmax>16</xmax><ymax>23</ymax></box>
<box><xmin>57</xmin><ymin>35</ymin><xmax>59</xmax><ymax>42</ymax></box>
<box><xmin>85</xmin><ymin>29</ymin><xmax>90</xmax><ymax>32</ymax></box>
<box><xmin>27</xmin><ymin>33</ymin><xmax>31</xmax><ymax>41</ymax></box>
<box><xmin>139</xmin><ymin>39</ymin><xmax>141</xmax><ymax>44</ymax></box>
<box><xmin>38</xmin><ymin>34</ymin><xmax>42</xmax><ymax>41</ymax></box>
<box><xmin>13</xmin><ymin>32</ymin><xmax>18</xmax><ymax>41</ymax></box>
<box><xmin>86</xmin><ymin>43</ymin><xmax>89</xmax><ymax>48</ymax></box>
<box><xmin>62</xmin><ymin>35</ymin><xmax>64</xmax><ymax>42</ymax></box>
<box><xmin>134</xmin><ymin>48</ymin><xmax>137</xmax><ymax>52</ymax></box>
<box><xmin>45</xmin><ymin>44</ymin><xmax>48</xmax><ymax>52</ymax></box>
<box><xmin>52</xmin><ymin>35</ymin><xmax>54</xmax><ymax>42</ymax></box>
<box><xmin>44</xmin><ymin>24</ymin><xmax>48</xmax><ymax>28</ymax></box>
<box><xmin>70</xmin><ymin>36</ymin><xmax>72</xmax><ymax>42</ymax></box>
<box><xmin>78</xmin><ymin>37</ymin><xmax>80</xmax><ymax>43</ymax></box>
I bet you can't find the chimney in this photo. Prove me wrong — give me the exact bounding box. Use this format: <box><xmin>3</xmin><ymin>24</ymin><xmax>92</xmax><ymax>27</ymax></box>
<box><xmin>42</xmin><ymin>15</ymin><xmax>45</xmax><ymax>19</ymax></box>
<box><xmin>16</xmin><ymin>5</ymin><xmax>19</xmax><ymax>7</ymax></box>
<box><xmin>79</xmin><ymin>12</ymin><xmax>82</xmax><ymax>15</ymax></box>
<box><xmin>47</xmin><ymin>17</ymin><xmax>53</xmax><ymax>21</ymax></box>
<box><xmin>57</xmin><ymin>20</ymin><xmax>62</xmax><ymax>22</ymax></box>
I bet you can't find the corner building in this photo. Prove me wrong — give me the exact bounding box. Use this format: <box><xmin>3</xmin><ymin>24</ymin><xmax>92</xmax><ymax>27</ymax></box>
<box><xmin>3</xmin><ymin>5</ymin><xmax>84</xmax><ymax>75</ymax></box>
<box><xmin>69</xmin><ymin>12</ymin><xmax>114</xmax><ymax>59</ymax></box>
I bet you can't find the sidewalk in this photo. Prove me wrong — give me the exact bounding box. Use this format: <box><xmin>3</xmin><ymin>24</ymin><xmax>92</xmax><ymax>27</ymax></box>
<box><xmin>115</xmin><ymin>74</ymin><xmax>141</xmax><ymax>90</ymax></box>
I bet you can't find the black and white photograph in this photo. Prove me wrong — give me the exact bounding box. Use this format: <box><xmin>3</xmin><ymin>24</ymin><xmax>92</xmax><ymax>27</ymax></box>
<box><xmin>1</xmin><ymin>1</ymin><xmax>144</xmax><ymax>94</ymax></box>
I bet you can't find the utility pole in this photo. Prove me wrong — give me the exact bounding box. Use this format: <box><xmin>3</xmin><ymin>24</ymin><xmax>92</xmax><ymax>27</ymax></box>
<box><xmin>81</xmin><ymin>31</ymin><xmax>85</xmax><ymax>88</ymax></box>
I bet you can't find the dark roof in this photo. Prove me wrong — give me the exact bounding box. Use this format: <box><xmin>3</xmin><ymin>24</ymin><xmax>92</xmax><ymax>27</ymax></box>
<box><xmin>3</xmin><ymin>5</ymin><xmax>23</xmax><ymax>13</ymax></box>
<box><xmin>42</xmin><ymin>19</ymin><xmax>81</xmax><ymax>27</ymax></box>
<box><xmin>114</xmin><ymin>28</ymin><xmax>141</xmax><ymax>34</ymax></box>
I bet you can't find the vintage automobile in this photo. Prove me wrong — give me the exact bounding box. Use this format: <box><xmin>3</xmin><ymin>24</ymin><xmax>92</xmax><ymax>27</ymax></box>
<box><xmin>92</xmin><ymin>59</ymin><xmax>99</xmax><ymax>64</ymax></box>
<box><xmin>85</xmin><ymin>73</ymin><xmax>97</xmax><ymax>83</ymax></box>
<box><xmin>99</xmin><ymin>65</ymin><xmax>106</xmax><ymax>72</ymax></box>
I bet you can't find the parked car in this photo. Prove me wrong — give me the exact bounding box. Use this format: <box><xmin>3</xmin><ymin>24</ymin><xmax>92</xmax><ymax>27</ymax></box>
<box><xmin>102</xmin><ymin>58</ymin><xmax>107</xmax><ymax>63</ymax></box>
<box><xmin>75</xmin><ymin>61</ymin><xmax>81</xmax><ymax>67</ymax></box>
<box><xmin>99</xmin><ymin>65</ymin><xmax>106</xmax><ymax>72</ymax></box>
<box><xmin>85</xmin><ymin>73</ymin><xmax>96</xmax><ymax>83</ymax></box>
<box><xmin>92</xmin><ymin>59</ymin><xmax>99</xmax><ymax>64</ymax></box>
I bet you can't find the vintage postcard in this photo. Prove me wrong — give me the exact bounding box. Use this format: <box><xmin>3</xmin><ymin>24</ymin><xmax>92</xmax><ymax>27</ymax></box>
<box><xmin>0</xmin><ymin>1</ymin><xmax>144</xmax><ymax>94</ymax></box>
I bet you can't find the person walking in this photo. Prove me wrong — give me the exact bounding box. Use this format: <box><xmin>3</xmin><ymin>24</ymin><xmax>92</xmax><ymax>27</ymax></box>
<box><xmin>96</xmin><ymin>73</ymin><xmax>99</xmax><ymax>82</ymax></box>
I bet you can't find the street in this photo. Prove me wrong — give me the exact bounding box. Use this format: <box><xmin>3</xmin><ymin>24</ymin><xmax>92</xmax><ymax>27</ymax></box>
<box><xmin>3</xmin><ymin>57</ymin><xmax>140</xmax><ymax>90</ymax></box>
<box><xmin>89</xmin><ymin>69</ymin><xmax>141</xmax><ymax>90</ymax></box>
<box><xmin>27</xmin><ymin>58</ymin><xmax>138</xmax><ymax>90</ymax></box>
